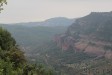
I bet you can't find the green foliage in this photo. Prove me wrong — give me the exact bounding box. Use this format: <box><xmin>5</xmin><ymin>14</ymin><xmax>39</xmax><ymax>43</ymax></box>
<box><xmin>0</xmin><ymin>27</ymin><xmax>16</xmax><ymax>50</ymax></box>
<box><xmin>7</xmin><ymin>48</ymin><xmax>26</xmax><ymax>68</ymax></box>
<box><xmin>0</xmin><ymin>0</ymin><xmax>7</xmax><ymax>12</ymax></box>
<box><xmin>0</xmin><ymin>27</ymin><xmax>55</xmax><ymax>75</ymax></box>
<box><xmin>0</xmin><ymin>60</ymin><xmax>13</xmax><ymax>75</ymax></box>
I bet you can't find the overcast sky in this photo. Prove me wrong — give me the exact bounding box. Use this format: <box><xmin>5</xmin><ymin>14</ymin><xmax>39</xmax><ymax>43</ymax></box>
<box><xmin>0</xmin><ymin>0</ymin><xmax>112</xmax><ymax>23</ymax></box>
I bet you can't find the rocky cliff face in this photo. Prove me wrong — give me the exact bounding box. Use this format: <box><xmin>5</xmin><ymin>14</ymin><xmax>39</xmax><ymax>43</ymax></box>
<box><xmin>54</xmin><ymin>11</ymin><xmax>112</xmax><ymax>59</ymax></box>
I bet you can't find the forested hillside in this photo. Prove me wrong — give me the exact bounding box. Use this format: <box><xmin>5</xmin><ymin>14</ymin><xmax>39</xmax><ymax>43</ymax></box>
<box><xmin>1</xmin><ymin>0</ymin><xmax>112</xmax><ymax>75</ymax></box>
<box><xmin>54</xmin><ymin>11</ymin><xmax>112</xmax><ymax>75</ymax></box>
<box><xmin>55</xmin><ymin>11</ymin><xmax>112</xmax><ymax>58</ymax></box>
<box><xmin>0</xmin><ymin>27</ymin><xmax>55</xmax><ymax>75</ymax></box>
<box><xmin>1</xmin><ymin>12</ymin><xmax>112</xmax><ymax>75</ymax></box>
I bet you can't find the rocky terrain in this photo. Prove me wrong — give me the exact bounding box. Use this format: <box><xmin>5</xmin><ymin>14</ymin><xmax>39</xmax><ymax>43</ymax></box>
<box><xmin>54</xmin><ymin>11</ymin><xmax>112</xmax><ymax>59</ymax></box>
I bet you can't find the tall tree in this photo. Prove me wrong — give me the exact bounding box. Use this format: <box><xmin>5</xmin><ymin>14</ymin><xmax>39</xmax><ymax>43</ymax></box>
<box><xmin>0</xmin><ymin>27</ymin><xmax>26</xmax><ymax>66</ymax></box>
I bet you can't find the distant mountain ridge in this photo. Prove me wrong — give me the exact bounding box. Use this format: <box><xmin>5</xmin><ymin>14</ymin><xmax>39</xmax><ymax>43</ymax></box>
<box><xmin>55</xmin><ymin>11</ymin><xmax>112</xmax><ymax>59</ymax></box>
<box><xmin>8</xmin><ymin>17</ymin><xmax>75</xmax><ymax>27</ymax></box>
